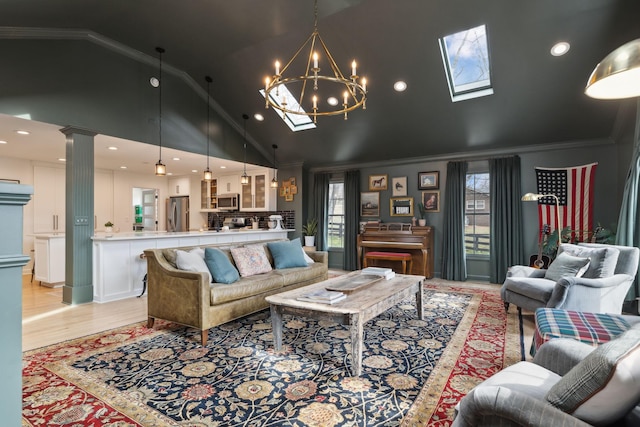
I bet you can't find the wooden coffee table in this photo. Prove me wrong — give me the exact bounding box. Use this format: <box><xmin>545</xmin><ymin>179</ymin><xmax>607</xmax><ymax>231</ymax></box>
<box><xmin>265</xmin><ymin>271</ymin><xmax>425</xmax><ymax>376</ymax></box>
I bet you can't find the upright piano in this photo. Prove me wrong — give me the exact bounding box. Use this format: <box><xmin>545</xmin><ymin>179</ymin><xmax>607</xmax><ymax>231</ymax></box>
<box><xmin>357</xmin><ymin>223</ymin><xmax>434</xmax><ymax>278</ymax></box>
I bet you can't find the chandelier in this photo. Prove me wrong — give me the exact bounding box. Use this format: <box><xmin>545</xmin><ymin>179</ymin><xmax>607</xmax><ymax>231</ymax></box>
<box><xmin>264</xmin><ymin>0</ymin><xmax>367</xmax><ymax>123</ymax></box>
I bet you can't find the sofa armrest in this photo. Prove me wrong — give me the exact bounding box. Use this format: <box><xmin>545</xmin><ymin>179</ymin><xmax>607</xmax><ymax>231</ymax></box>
<box><xmin>307</xmin><ymin>250</ymin><xmax>328</xmax><ymax>265</ymax></box>
<box><xmin>547</xmin><ymin>274</ymin><xmax>634</xmax><ymax>313</ymax></box>
<box><xmin>144</xmin><ymin>249</ymin><xmax>211</xmax><ymax>329</ymax></box>
<box><xmin>507</xmin><ymin>265</ymin><xmax>547</xmax><ymax>278</ymax></box>
<box><xmin>532</xmin><ymin>338</ymin><xmax>595</xmax><ymax>376</ymax></box>
<box><xmin>453</xmin><ymin>386</ymin><xmax>592</xmax><ymax>427</ymax></box>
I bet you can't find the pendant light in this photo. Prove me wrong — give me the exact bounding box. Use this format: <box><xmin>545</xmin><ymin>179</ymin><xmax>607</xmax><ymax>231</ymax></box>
<box><xmin>270</xmin><ymin>144</ymin><xmax>279</xmax><ymax>188</ymax></box>
<box><xmin>203</xmin><ymin>76</ymin><xmax>213</xmax><ymax>181</ymax></box>
<box><xmin>154</xmin><ymin>46</ymin><xmax>166</xmax><ymax>176</ymax></box>
<box><xmin>240</xmin><ymin>114</ymin><xmax>249</xmax><ymax>185</ymax></box>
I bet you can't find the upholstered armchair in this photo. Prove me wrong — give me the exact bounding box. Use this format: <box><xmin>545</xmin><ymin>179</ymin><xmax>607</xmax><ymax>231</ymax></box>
<box><xmin>452</xmin><ymin>326</ymin><xmax>640</xmax><ymax>427</ymax></box>
<box><xmin>501</xmin><ymin>243</ymin><xmax>639</xmax><ymax>314</ymax></box>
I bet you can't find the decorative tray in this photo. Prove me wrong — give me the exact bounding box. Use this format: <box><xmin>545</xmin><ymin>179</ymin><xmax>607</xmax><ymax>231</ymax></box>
<box><xmin>325</xmin><ymin>274</ymin><xmax>383</xmax><ymax>294</ymax></box>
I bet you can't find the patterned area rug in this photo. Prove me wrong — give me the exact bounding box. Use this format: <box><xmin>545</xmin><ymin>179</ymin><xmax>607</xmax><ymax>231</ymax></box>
<box><xmin>22</xmin><ymin>281</ymin><xmax>521</xmax><ymax>426</ymax></box>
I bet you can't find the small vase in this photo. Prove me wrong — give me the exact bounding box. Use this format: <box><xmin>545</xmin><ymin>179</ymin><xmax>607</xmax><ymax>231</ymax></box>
<box><xmin>304</xmin><ymin>236</ymin><xmax>315</xmax><ymax>247</ymax></box>
<box><xmin>105</xmin><ymin>226</ymin><xmax>113</xmax><ymax>233</ymax></box>
<box><xmin>418</xmin><ymin>219</ymin><xmax>426</xmax><ymax>226</ymax></box>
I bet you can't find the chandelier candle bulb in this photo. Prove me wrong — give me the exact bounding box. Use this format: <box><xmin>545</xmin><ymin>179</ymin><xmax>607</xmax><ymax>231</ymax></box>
<box><xmin>313</xmin><ymin>52</ymin><xmax>318</xmax><ymax>69</ymax></box>
<box><xmin>352</xmin><ymin>60</ymin><xmax>357</xmax><ymax>77</ymax></box>
<box><xmin>275</xmin><ymin>60</ymin><xmax>280</xmax><ymax>76</ymax></box>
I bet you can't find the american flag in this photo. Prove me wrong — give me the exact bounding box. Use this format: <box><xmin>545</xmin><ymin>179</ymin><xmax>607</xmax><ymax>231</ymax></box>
<box><xmin>535</xmin><ymin>163</ymin><xmax>597</xmax><ymax>241</ymax></box>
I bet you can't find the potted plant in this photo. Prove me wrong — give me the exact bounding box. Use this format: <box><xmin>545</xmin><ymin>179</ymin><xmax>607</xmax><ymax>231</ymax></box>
<box><xmin>417</xmin><ymin>203</ymin><xmax>427</xmax><ymax>226</ymax></box>
<box><xmin>104</xmin><ymin>221</ymin><xmax>114</xmax><ymax>233</ymax></box>
<box><xmin>302</xmin><ymin>218</ymin><xmax>318</xmax><ymax>247</ymax></box>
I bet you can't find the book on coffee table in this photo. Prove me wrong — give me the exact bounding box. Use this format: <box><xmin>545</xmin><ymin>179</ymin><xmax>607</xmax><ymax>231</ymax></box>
<box><xmin>361</xmin><ymin>267</ymin><xmax>395</xmax><ymax>280</ymax></box>
<box><xmin>296</xmin><ymin>289</ymin><xmax>346</xmax><ymax>304</ymax></box>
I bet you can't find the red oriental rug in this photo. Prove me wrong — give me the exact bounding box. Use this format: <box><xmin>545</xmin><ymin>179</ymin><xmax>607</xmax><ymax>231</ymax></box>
<box><xmin>22</xmin><ymin>281</ymin><xmax>521</xmax><ymax>426</ymax></box>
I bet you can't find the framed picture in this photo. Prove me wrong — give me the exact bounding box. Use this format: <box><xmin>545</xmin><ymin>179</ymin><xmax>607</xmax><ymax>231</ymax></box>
<box><xmin>368</xmin><ymin>174</ymin><xmax>388</xmax><ymax>191</ymax></box>
<box><xmin>360</xmin><ymin>192</ymin><xmax>380</xmax><ymax>217</ymax></box>
<box><xmin>391</xmin><ymin>176</ymin><xmax>407</xmax><ymax>196</ymax></box>
<box><xmin>418</xmin><ymin>171</ymin><xmax>439</xmax><ymax>190</ymax></box>
<box><xmin>390</xmin><ymin>197</ymin><xmax>414</xmax><ymax>216</ymax></box>
<box><xmin>422</xmin><ymin>191</ymin><xmax>440</xmax><ymax>213</ymax></box>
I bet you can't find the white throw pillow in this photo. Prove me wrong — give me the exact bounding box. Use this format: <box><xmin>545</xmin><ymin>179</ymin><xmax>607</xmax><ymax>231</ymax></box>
<box><xmin>175</xmin><ymin>248</ymin><xmax>212</xmax><ymax>283</ymax></box>
<box><xmin>301</xmin><ymin>247</ymin><xmax>315</xmax><ymax>264</ymax></box>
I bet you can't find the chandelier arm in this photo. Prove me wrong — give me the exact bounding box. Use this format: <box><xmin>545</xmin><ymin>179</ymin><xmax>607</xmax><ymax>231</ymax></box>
<box><xmin>316</xmin><ymin>34</ymin><xmax>348</xmax><ymax>81</ymax></box>
<box><xmin>278</xmin><ymin>31</ymin><xmax>316</xmax><ymax>77</ymax></box>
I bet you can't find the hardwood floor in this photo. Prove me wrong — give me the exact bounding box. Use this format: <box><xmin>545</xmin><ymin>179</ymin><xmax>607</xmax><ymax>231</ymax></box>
<box><xmin>22</xmin><ymin>275</ymin><xmax>147</xmax><ymax>351</ymax></box>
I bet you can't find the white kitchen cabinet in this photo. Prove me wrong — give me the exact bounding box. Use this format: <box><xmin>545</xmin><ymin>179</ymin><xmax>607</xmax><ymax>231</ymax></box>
<box><xmin>217</xmin><ymin>175</ymin><xmax>240</xmax><ymax>195</ymax></box>
<box><xmin>240</xmin><ymin>169</ymin><xmax>276</xmax><ymax>211</ymax></box>
<box><xmin>169</xmin><ymin>176</ymin><xmax>191</xmax><ymax>196</ymax></box>
<box><xmin>33</xmin><ymin>165</ymin><xmax>65</xmax><ymax>233</ymax></box>
<box><xmin>34</xmin><ymin>234</ymin><xmax>65</xmax><ymax>286</ymax></box>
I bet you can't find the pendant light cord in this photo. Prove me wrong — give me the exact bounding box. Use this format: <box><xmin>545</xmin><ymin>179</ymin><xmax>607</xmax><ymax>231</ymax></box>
<box><xmin>156</xmin><ymin>47</ymin><xmax>165</xmax><ymax>161</ymax></box>
<box><xmin>205</xmin><ymin>76</ymin><xmax>212</xmax><ymax>169</ymax></box>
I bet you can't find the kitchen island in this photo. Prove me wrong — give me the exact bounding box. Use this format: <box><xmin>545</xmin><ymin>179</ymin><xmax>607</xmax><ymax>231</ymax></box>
<box><xmin>92</xmin><ymin>229</ymin><xmax>291</xmax><ymax>303</ymax></box>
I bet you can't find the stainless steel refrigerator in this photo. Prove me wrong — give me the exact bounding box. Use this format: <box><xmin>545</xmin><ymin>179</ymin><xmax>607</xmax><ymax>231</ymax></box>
<box><xmin>166</xmin><ymin>196</ymin><xmax>189</xmax><ymax>232</ymax></box>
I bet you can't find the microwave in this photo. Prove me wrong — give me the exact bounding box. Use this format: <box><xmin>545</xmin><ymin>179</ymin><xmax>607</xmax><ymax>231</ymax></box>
<box><xmin>217</xmin><ymin>193</ymin><xmax>239</xmax><ymax>211</ymax></box>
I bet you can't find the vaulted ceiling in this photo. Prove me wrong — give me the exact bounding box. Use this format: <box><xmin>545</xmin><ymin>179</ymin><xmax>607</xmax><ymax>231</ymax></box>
<box><xmin>1</xmin><ymin>0</ymin><xmax>639</xmax><ymax>169</ymax></box>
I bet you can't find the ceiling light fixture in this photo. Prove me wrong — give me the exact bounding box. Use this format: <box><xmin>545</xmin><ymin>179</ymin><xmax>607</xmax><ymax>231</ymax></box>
<box><xmin>203</xmin><ymin>75</ymin><xmax>213</xmax><ymax>181</ymax></box>
<box><xmin>550</xmin><ymin>42</ymin><xmax>570</xmax><ymax>56</ymax></box>
<box><xmin>263</xmin><ymin>0</ymin><xmax>367</xmax><ymax>123</ymax></box>
<box><xmin>108</xmin><ymin>146</ymin><xmax>118</xmax><ymax>151</ymax></box>
<box><xmin>270</xmin><ymin>144</ymin><xmax>279</xmax><ymax>189</ymax></box>
<box><xmin>254</xmin><ymin>113</ymin><xmax>264</xmax><ymax>121</ymax></box>
<box><xmin>585</xmin><ymin>38</ymin><xmax>640</xmax><ymax>99</ymax></box>
<box><xmin>240</xmin><ymin>114</ymin><xmax>249</xmax><ymax>185</ymax></box>
<box><xmin>154</xmin><ymin>46</ymin><xmax>166</xmax><ymax>176</ymax></box>
<box><xmin>16</xmin><ymin>130</ymin><xmax>30</xmax><ymax>135</ymax></box>
<box><xmin>393</xmin><ymin>81</ymin><xmax>407</xmax><ymax>92</ymax></box>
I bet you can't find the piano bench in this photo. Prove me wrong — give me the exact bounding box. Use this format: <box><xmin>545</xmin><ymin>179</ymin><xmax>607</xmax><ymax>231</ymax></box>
<box><xmin>363</xmin><ymin>251</ymin><xmax>412</xmax><ymax>274</ymax></box>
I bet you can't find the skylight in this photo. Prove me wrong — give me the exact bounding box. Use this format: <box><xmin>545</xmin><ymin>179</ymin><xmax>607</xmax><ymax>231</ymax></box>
<box><xmin>439</xmin><ymin>24</ymin><xmax>493</xmax><ymax>102</ymax></box>
<box><xmin>259</xmin><ymin>86</ymin><xmax>316</xmax><ymax>132</ymax></box>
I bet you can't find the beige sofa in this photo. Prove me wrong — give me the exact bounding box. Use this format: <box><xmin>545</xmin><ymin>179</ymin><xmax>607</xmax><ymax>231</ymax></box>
<box><xmin>144</xmin><ymin>239</ymin><xmax>328</xmax><ymax>345</ymax></box>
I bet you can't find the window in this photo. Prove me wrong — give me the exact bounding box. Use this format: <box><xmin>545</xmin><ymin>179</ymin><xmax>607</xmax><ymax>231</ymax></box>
<box><xmin>465</xmin><ymin>172</ymin><xmax>490</xmax><ymax>255</ymax></box>
<box><xmin>327</xmin><ymin>182</ymin><xmax>345</xmax><ymax>248</ymax></box>
<box><xmin>439</xmin><ymin>24</ymin><xmax>493</xmax><ymax>102</ymax></box>
<box><xmin>259</xmin><ymin>87</ymin><xmax>316</xmax><ymax>132</ymax></box>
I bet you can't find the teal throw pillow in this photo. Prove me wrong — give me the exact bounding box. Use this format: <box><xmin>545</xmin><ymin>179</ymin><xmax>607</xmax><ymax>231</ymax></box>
<box><xmin>204</xmin><ymin>248</ymin><xmax>240</xmax><ymax>284</ymax></box>
<box><xmin>267</xmin><ymin>238</ymin><xmax>308</xmax><ymax>269</ymax></box>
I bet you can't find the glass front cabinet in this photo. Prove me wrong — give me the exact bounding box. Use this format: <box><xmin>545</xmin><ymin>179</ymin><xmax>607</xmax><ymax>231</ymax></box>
<box><xmin>240</xmin><ymin>169</ymin><xmax>276</xmax><ymax>211</ymax></box>
<box><xmin>200</xmin><ymin>179</ymin><xmax>218</xmax><ymax>210</ymax></box>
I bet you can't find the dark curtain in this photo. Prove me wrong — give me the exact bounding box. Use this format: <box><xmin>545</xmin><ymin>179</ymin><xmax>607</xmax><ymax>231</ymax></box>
<box><xmin>441</xmin><ymin>161</ymin><xmax>468</xmax><ymax>280</ymax></box>
<box><xmin>489</xmin><ymin>156</ymin><xmax>525</xmax><ymax>283</ymax></box>
<box><xmin>344</xmin><ymin>170</ymin><xmax>360</xmax><ymax>270</ymax></box>
<box><xmin>313</xmin><ymin>172</ymin><xmax>330</xmax><ymax>251</ymax></box>
<box><xmin>616</xmin><ymin>99</ymin><xmax>640</xmax><ymax>301</ymax></box>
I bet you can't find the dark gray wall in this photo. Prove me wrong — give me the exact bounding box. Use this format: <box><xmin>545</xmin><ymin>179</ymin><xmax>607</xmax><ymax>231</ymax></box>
<box><xmin>0</xmin><ymin>38</ymin><xmax>269</xmax><ymax>167</ymax></box>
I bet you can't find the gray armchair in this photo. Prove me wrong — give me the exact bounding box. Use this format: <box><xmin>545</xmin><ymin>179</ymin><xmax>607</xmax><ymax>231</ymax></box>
<box><xmin>452</xmin><ymin>326</ymin><xmax>640</xmax><ymax>426</ymax></box>
<box><xmin>501</xmin><ymin>243</ymin><xmax>639</xmax><ymax>314</ymax></box>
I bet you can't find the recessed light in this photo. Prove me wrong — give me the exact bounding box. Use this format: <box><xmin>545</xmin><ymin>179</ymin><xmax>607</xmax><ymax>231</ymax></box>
<box><xmin>393</xmin><ymin>81</ymin><xmax>407</xmax><ymax>92</ymax></box>
<box><xmin>150</xmin><ymin>77</ymin><xmax>160</xmax><ymax>87</ymax></box>
<box><xmin>220</xmin><ymin>165</ymin><xmax>227</xmax><ymax>169</ymax></box>
<box><xmin>327</xmin><ymin>97</ymin><xmax>339</xmax><ymax>106</ymax></box>
<box><xmin>0</xmin><ymin>140</ymin><xmax>7</xmax><ymax>144</ymax></box>
<box><xmin>254</xmin><ymin>113</ymin><xmax>264</xmax><ymax>121</ymax></box>
<box><xmin>191</xmin><ymin>169</ymin><xmax>198</xmax><ymax>173</ymax></box>
<box><xmin>172</xmin><ymin>157</ymin><xmax>180</xmax><ymax>161</ymax></box>
<box><xmin>108</xmin><ymin>146</ymin><xmax>118</xmax><ymax>150</ymax></box>
<box><xmin>550</xmin><ymin>42</ymin><xmax>570</xmax><ymax>56</ymax></box>
<box><xmin>120</xmin><ymin>166</ymin><xmax>127</xmax><ymax>169</ymax></box>
<box><xmin>166</xmin><ymin>172</ymin><xmax>173</xmax><ymax>176</ymax></box>
<box><xmin>16</xmin><ymin>130</ymin><xmax>30</xmax><ymax>135</ymax></box>
<box><xmin>58</xmin><ymin>158</ymin><xmax>66</xmax><ymax>162</ymax></box>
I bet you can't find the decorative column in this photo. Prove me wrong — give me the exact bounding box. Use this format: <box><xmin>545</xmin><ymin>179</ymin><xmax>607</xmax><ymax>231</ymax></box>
<box><xmin>60</xmin><ymin>126</ymin><xmax>96</xmax><ymax>304</ymax></box>
<box><xmin>0</xmin><ymin>182</ymin><xmax>33</xmax><ymax>424</ymax></box>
